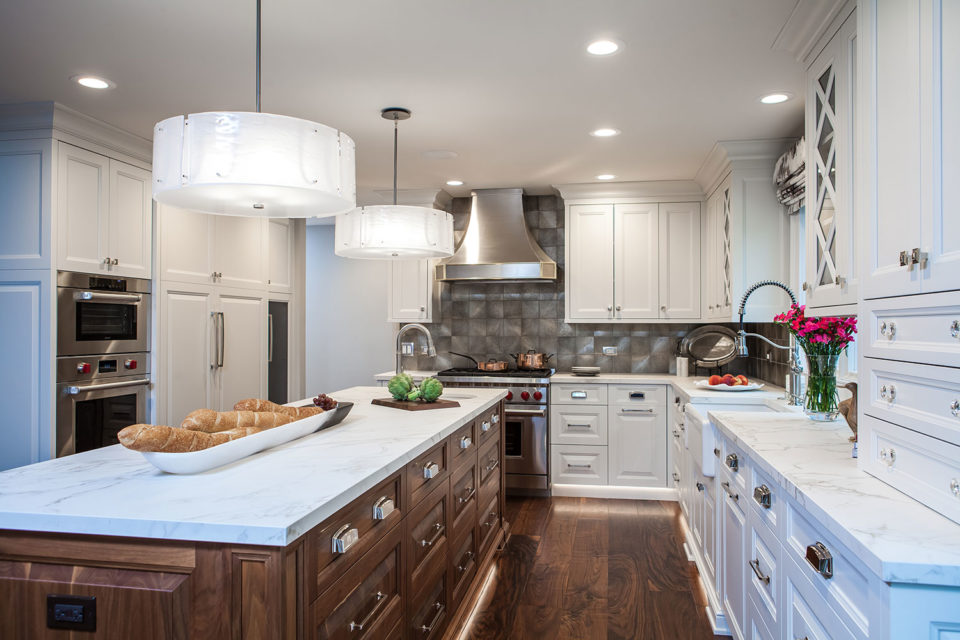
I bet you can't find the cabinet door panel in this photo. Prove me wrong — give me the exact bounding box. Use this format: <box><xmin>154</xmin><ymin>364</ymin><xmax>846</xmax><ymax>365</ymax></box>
<box><xmin>57</xmin><ymin>142</ymin><xmax>109</xmax><ymax>274</ymax></box>
<box><xmin>157</xmin><ymin>204</ymin><xmax>214</xmax><ymax>284</ymax></box>
<box><xmin>213</xmin><ymin>215</ymin><xmax>265</xmax><ymax>289</ymax></box>
<box><xmin>159</xmin><ymin>285</ymin><xmax>214</xmax><ymax>425</ymax></box>
<box><xmin>0</xmin><ymin>139</ymin><xmax>51</xmax><ymax>270</ymax></box>
<box><xmin>567</xmin><ymin>204</ymin><xmax>614</xmax><ymax>319</ymax></box>
<box><xmin>722</xmin><ymin>487</ymin><xmax>747</xmax><ymax>640</ymax></box>
<box><xmin>108</xmin><ymin>160</ymin><xmax>152</xmax><ymax>278</ymax></box>
<box><xmin>388</xmin><ymin>259</ymin><xmax>430</xmax><ymax>322</ymax></box>
<box><xmin>615</xmin><ymin>203</ymin><xmax>659</xmax><ymax>319</ymax></box>
<box><xmin>607</xmin><ymin>404</ymin><xmax>666</xmax><ymax>487</ymax></box>
<box><xmin>268</xmin><ymin>218</ymin><xmax>294</xmax><ymax>292</ymax></box>
<box><xmin>216</xmin><ymin>293</ymin><xmax>266</xmax><ymax>411</ymax></box>
<box><xmin>658</xmin><ymin>202</ymin><xmax>701</xmax><ymax>318</ymax></box>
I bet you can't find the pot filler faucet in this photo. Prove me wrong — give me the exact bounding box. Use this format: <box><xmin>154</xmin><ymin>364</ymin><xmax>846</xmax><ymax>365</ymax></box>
<box><xmin>735</xmin><ymin>280</ymin><xmax>804</xmax><ymax>406</ymax></box>
<box><xmin>396</xmin><ymin>323</ymin><xmax>437</xmax><ymax>375</ymax></box>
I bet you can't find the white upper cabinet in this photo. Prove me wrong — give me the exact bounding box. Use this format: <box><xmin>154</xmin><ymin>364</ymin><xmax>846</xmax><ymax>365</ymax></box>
<box><xmin>212</xmin><ymin>215</ymin><xmax>266</xmax><ymax>290</ymax></box>
<box><xmin>157</xmin><ymin>203</ymin><xmax>215</xmax><ymax>284</ymax></box>
<box><xmin>268</xmin><ymin>218</ymin><xmax>294</xmax><ymax>293</ymax></box>
<box><xmin>567</xmin><ymin>204</ymin><xmax>616</xmax><ymax>320</ymax></box>
<box><xmin>704</xmin><ymin>184</ymin><xmax>733</xmax><ymax>320</ymax></box>
<box><xmin>56</xmin><ymin>143</ymin><xmax>152</xmax><ymax>278</ymax></box>
<box><xmin>861</xmin><ymin>0</ymin><xmax>960</xmax><ymax>298</ymax></box>
<box><xmin>388</xmin><ymin>258</ymin><xmax>433</xmax><ymax>322</ymax></box>
<box><xmin>614</xmin><ymin>203</ymin><xmax>659</xmax><ymax>320</ymax></box>
<box><xmin>659</xmin><ymin>202</ymin><xmax>701</xmax><ymax>318</ymax></box>
<box><xmin>0</xmin><ymin>139</ymin><xmax>52</xmax><ymax>270</ymax></box>
<box><xmin>805</xmin><ymin>10</ymin><xmax>858</xmax><ymax>310</ymax></box>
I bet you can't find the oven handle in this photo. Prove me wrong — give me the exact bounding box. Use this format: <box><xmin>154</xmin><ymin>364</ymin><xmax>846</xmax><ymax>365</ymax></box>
<box><xmin>505</xmin><ymin>408</ymin><xmax>547</xmax><ymax>417</ymax></box>
<box><xmin>74</xmin><ymin>291</ymin><xmax>143</xmax><ymax>303</ymax></box>
<box><xmin>66</xmin><ymin>378</ymin><xmax>151</xmax><ymax>395</ymax></box>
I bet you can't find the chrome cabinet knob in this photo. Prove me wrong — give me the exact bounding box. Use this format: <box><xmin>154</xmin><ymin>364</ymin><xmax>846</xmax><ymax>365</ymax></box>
<box><xmin>672</xmin><ymin>472</ymin><xmax>680</xmax><ymax>483</ymax></box>
<box><xmin>951</xmin><ymin>320</ymin><xmax>960</xmax><ymax>339</ymax></box>
<box><xmin>423</xmin><ymin>461</ymin><xmax>440</xmax><ymax>479</ymax></box>
<box><xmin>880</xmin><ymin>448</ymin><xmax>897</xmax><ymax>466</ymax></box>
<box><xmin>880</xmin><ymin>384</ymin><xmax>897</xmax><ymax>401</ymax></box>
<box><xmin>615</xmin><ymin>304</ymin><xmax>622</xmax><ymax>312</ymax></box>
<box><xmin>459</xmin><ymin>435</ymin><xmax>473</xmax><ymax>450</ymax></box>
<box><xmin>480</xmin><ymin>420</ymin><xmax>491</xmax><ymax>432</ymax></box>
<box><xmin>753</xmin><ymin>484</ymin><xmax>772</xmax><ymax>509</ymax></box>
<box><xmin>331</xmin><ymin>524</ymin><xmax>359</xmax><ymax>554</ymax></box>
<box><xmin>607</xmin><ymin>305</ymin><xmax>613</xmax><ymax>312</ymax></box>
<box><xmin>725</xmin><ymin>453</ymin><xmax>739</xmax><ymax>471</ymax></box>
<box><xmin>899</xmin><ymin>250</ymin><xmax>910</xmax><ymax>267</ymax></box>
<box><xmin>801</xmin><ymin>281</ymin><xmax>809</xmax><ymax>291</ymax></box>
<box><xmin>661</xmin><ymin>305</ymin><xmax>667</xmax><ymax>312</ymax></box>
<box><xmin>805</xmin><ymin>542</ymin><xmax>833</xmax><ymax>579</ymax></box>
<box><xmin>951</xmin><ymin>400</ymin><xmax>960</xmax><ymax>417</ymax></box>
<box><xmin>491</xmin><ymin>414</ymin><xmax>500</xmax><ymax>424</ymax></box>
<box><xmin>373</xmin><ymin>497</ymin><xmax>395</xmax><ymax>521</ymax></box>
<box><xmin>696</xmin><ymin>482</ymin><xmax>705</xmax><ymax>492</ymax></box>
<box><xmin>879</xmin><ymin>321</ymin><xmax>897</xmax><ymax>338</ymax></box>
<box><xmin>950</xmin><ymin>479</ymin><xmax>960</xmax><ymax>497</ymax></box>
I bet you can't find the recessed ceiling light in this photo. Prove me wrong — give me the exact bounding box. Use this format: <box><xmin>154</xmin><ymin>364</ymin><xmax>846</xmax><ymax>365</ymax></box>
<box><xmin>596</xmin><ymin>174</ymin><xmax>616</xmax><ymax>180</ymax></box>
<box><xmin>72</xmin><ymin>75</ymin><xmax>114</xmax><ymax>89</ymax></box>
<box><xmin>586</xmin><ymin>39</ymin><xmax>620</xmax><ymax>56</ymax></box>
<box><xmin>759</xmin><ymin>92</ymin><xmax>792</xmax><ymax>104</ymax></box>
<box><xmin>590</xmin><ymin>128</ymin><xmax>620</xmax><ymax>138</ymax></box>
<box><xmin>446</xmin><ymin>180</ymin><xmax>464</xmax><ymax>186</ymax></box>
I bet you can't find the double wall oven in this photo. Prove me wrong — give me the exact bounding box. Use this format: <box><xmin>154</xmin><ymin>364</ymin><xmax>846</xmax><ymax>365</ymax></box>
<box><xmin>56</xmin><ymin>272</ymin><xmax>151</xmax><ymax>456</ymax></box>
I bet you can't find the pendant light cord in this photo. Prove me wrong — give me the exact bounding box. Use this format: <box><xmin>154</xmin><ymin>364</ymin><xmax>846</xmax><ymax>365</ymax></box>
<box><xmin>255</xmin><ymin>0</ymin><xmax>261</xmax><ymax>113</ymax></box>
<box><xmin>393</xmin><ymin>119</ymin><xmax>399</xmax><ymax>206</ymax></box>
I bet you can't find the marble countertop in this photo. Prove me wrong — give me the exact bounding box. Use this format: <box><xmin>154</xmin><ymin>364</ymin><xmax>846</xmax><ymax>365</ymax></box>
<box><xmin>551</xmin><ymin>372</ymin><xmax>788</xmax><ymax>402</ymax></box>
<box><xmin>707</xmin><ymin>410</ymin><xmax>960</xmax><ymax>587</ymax></box>
<box><xmin>374</xmin><ymin>370</ymin><xmax>438</xmax><ymax>382</ymax></box>
<box><xmin>0</xmin><ymin>386</ymin><xmax>506</xmax><ymax>546</ymax></box>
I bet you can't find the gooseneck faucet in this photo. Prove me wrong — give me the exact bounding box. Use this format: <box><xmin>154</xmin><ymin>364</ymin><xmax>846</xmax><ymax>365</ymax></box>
<box><xmin>396</xmin><ymin>323</ymin><xmax>437</xmax><ymax>375</ymax></box>
<box><xmin>735</xmin><ymin>280</ymin><xmax>804</xmax><ymax>406</ymax></box>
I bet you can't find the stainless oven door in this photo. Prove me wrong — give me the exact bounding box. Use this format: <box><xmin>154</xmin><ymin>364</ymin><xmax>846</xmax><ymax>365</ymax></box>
<box><xmin>57</xmin><ymin>288</ymin><xmax>151</xmax><ymax>355</ymax></box>
<box><xmin>503</xmin><ymin>404</ymin><xmax>548</xmax><ymax>476</ymax></box>
<box><xmin>56</xmin><ymin>376</ymin><xmax>150</xmax><ymax>457</ymax></box>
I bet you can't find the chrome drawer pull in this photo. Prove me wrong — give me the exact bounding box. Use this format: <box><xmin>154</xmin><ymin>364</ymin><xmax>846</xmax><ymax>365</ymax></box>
<box><xmin>950</xmin><ymin>479</ymin><xmax>959</xmax><ymax>497</ymax></box>
<box><xmin>621</xmin><ymin>408</ymin><xmax>655</xmax><ymax>414</ymax></box>
<box><xmin>480</xmin><ymin>421</ymin><xmax>492</xmax><ymax>432</ymax></box>
<box><xmin>567</xmin><ymin>423</ymin><xmax>593</xmax><ymax>430</ymax></box>
<box><xmin>459</xmin><ymin>435</ymin><xmax>473</xmax><ymax>450</ymax></box>
<box><xmin>348</xmin><ymin>591</ymin><xmax>386</xmax><ymax>632</ymax></box>
<box><xmin>951</xmin><ymin>320</ymin><xmax>960</xmax><ymax>339</ymax></box>
<box><xmin>570</xmin><ymin>391</ymin><xmax>588</xmax><ymax>399</ymax></box>
<box><xmin>458</xmin><ymin>487</ymin><xmax>476</xmax><ymax>505</ymax></box>
<box><xmin>423</xmin><ymin>461</ymin><xmax>440</xmax><ymax>479</ymax></box>
<box><xmin>373</xmin><ymin>497</ymin><xmax>395</xmax><ymax>521</ymax></box>
<box><xmin>491</xmin><ymin>413</ymin><xmax>500</xmax><ymax>424</ymax></box>
<box><xmin>749</xmin><ymin>558</ymin><xmax>770</xmax><ymax>585</ymax></box>
<box><xmin>485</xmin><ymin>459</ymin><xmax>500</xmax><ymax>472</ymax></box>
<box><xmin>753</xmin><ymin>484</ymin><xmax>772</xmax><ymax>509</ymax></box>
<box><xmin>332</xmin><ymin>524</ymin><xmax>359</xmax><ymax>554</ymax></box>
<box><xmin>721</xmin><ymin>481</ymin><xmax>739</xmax><ymax>501</ymax></box>
<box><xmin>725</xmin><ymin>453</ymin><xmax>739</xmax><ymax>471</ymax></box>
<box><xmin>696</xmin><ymin>482</ymin><xmax>705</xmax><ymax>492</ymax></box>
<box><xmin>457</xmin><ymin>550</ymin><xmax>475</xmax><ymax>573</ymax></box>
<box><xmin>420</xmin><ymin>522</ymin><xmax>444</xmax><ymax>547</ymax></box>
<box><xmin>420</xmin><ymin>601</ymin><xmax>445</xmax><ymax>633</ymax></box>
<box><xmin>805</xmin><ymin>542</ymin><xmax>833</xmax><ymax>579</ymax></box>
<box><xmin>951</xmin><ymin>400</ymin><xmax>959</xmax><ymax>417</ymax></box>
<box><xmin>567</xmin><ymin>463</ymin><xmax>593</xmax><ymax>469</ymax></box>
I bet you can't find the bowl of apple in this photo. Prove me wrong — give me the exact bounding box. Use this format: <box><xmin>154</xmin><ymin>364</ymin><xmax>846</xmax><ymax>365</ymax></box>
<box><xmin>694</xmin><ymin>374</ymin><xmax>765</xmax><ymax>391</ymax></box>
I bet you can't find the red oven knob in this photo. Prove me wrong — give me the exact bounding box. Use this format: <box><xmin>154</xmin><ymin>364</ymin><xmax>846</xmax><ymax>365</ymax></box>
<box><xmin>505</xmin><ymin>391</ymin><xmax>513</xmax><ymax>401</ymax></box>
<box><xmin>124</xmin><ymin>359</ymin><xmax>138</xmax><ymax>370</ymax></box>
<box><xmin>533</xmin><ymin>391</ymin><xmax>542</xmax><ymax>401</ymax></box>
<box><xmin>520</xmin><ymin>391</ymin><xmax>530</xmax><ymax>401</ymax></box>
<box><xmin>76</xmin><ymin>362</ymin><xmax>91</xmax><ymax>374</ymax></box>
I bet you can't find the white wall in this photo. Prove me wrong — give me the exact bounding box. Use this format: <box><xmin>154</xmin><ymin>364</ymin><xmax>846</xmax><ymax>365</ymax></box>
<box><xmin>305</xmin><ymin>225</ymin><xmax>395</xmax><ymax>394</ymax></box>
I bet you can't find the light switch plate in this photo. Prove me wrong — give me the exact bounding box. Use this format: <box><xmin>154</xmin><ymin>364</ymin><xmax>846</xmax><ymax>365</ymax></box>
<box><xmin>602</xmin><ymin>346</ymin><xmax>618</xmax><ymax>356</ymax></box>
<box><xmin>401</xmin><ymin>342</ymin><xmax>415</xmax><ymax>355</ymax></box>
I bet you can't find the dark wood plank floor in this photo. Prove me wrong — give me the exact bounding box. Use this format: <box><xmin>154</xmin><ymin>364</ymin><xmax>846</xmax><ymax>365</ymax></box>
<box><xmin>455</xmin><ymin>496</ymin><xmax>725</xmax><ymax>640</ymax></box>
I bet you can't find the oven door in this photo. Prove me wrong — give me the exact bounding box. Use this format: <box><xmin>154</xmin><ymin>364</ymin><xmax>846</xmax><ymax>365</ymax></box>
<box><xmin>58</xmin><ymin>288</ymin><xmax>150</xmax><ymax>355</ymax></box>
<box><xmin>503</xmin><ymin>404</ymin><xmax>548</xmax><ymax>476</ymax></box>
<box><xmin>56</xmin><ymin>376</ymin><xmax>150</xmax><ymax>457</ymax></box>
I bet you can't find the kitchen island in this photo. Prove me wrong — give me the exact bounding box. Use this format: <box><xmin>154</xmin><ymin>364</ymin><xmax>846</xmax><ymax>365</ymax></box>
<box><xmin>0</xmin><ymin>386</ymin><xmax>507</xmax><ymax>639</ymax></box>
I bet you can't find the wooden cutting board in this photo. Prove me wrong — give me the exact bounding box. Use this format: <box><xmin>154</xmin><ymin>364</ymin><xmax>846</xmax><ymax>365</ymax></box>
<box><xmin>371</xmin><ymin>398</ymin><xmax>461</xmax><ymax>411</ymax></box>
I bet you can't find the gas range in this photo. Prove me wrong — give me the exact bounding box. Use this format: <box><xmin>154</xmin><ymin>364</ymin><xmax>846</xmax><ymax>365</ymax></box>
<box><xmin>436</xmin><ymin>367</ymin><xmax>553</xmax><ymax>386</ymax></box>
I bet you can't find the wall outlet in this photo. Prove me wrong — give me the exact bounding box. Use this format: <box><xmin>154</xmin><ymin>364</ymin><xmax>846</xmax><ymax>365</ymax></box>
<box><xmin>602</xmin><ymin>346</ymin><xmax>618</xmax><ymax>356</ymax></box>
<box><xmin>47</xmin><ymin>595</ymin><xmax>96</xmax><ymax>631</ymax></box>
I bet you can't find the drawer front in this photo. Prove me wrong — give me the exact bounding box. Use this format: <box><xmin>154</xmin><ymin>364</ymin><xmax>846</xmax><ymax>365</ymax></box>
<box><xmin>478</xmin><ymin>453</ymin><xmax>501</xmax><ymax>510</ymax></box>
<box><xmin>407</xmin><ymin>440</ymin><xmax>449</xmax><ymax>506</ymax></box>
<box><xmin>449</xmin><ymin>420</ymin><xmax>478</xmax><ymax>468</ymax></box>
<box><xmin>476</xmin><ymin>403</ymin><xmax>502</xmax><ymax>445</ymax></box>
<box><xmin>450</xmin><ymin>461</ymin><xmax>478</xmax><ymax>538</ymax></box>
<box><xmin>450</xmin><ymin>528</ymin><xmax>478</xmax><ymax>603</ymax></box>
<box><xmin>550</xmin><ymin>404</ymin><xmax>607</xmax><ymax>445</ymax></box>
<box><xmin>550</xmin><ymin>444</ymin><xmax>608</xmax><ymax>485</ymax></box>
<box><xmin>745</xmin><ymin>594</ymin><xmax>777</xmax><ymax>640</ymax></box>
<box><xmin>477</xmin><ymin>434</ymin><xmax>501</xmax><ymax>486</ymax></box>
<box><xmin>720</xmin><ymin>434</ymin><xmax>749</xmax><ymax>492</ymax></box>
<box><xmin>747</xmin><ymin>517</ymin><xmax>780</xmax><ymax>630</ymax></box>
<box><xmin>307</xmin><ymin>472</ymin><xmax>403</xmax><ymax>601</ymax></box>
<box><xmin>784</xmin><ymin>497</ymin><xmax>871</xmax><ymax>638</ymax></box>
<box><xmin>608</xmin><ymin>384</ymin><xmax>667</xmax><ymax>406</ymax></box>
<box><xmin>478</xmin><ymin>492</ymin><xmax>501</xmax><ymax>557</ymax></box>
<box><xmin>749</xmin><ymin>462</ymin><xmax>780</xmax><ymax>533</ymax></box>
<box><xmin>861</xmin><ymin>414</ymin><xmax>960</xmax><ymax>526</ymax></box>
<box><xmin>551</xmin><ymin>383</ymin><xmax>607</xmax><ymax>404</ymax></box>
<box><xmin>409</xmin><ymin>561</ymin><xmax>448</xmax><ymax>640</ymax></box>
<box><xmin>407</xmin><ymin>479</ymin><xmax>449</xmax><ymax>591</ymax></box>
<box><xmin>309</xmin><ymin>523</ymin><xmax>403</xmax><ymax>640</ymax></box>
<box><xmin>861</xmin><ymin>292</ymin><xmax>960</xmax><ymax>368</ymax></box>
<box><xmin>783</xmin><ymin>551</ymin><xmax>856</xmax><ymax>640</ymax></box>
<box><xmin>863</xmin><ymin>357</ymin><xmax>960</xmax><ymax>447</ymax></box>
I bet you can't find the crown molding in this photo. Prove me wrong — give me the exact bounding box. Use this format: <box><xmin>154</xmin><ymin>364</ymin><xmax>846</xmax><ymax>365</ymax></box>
<box><xmin>772</xmin><ymin>0</ymin><xmax>853</xmax><ymax>64</ymax></box>
<box><xmin>552</xmin><ymin>180</ymin><xmax>704</xmax><ymax>204</ymax></box>
<box><xmin>695</xmin><ymin>139</ymin><xmax>797</xmax><ymax>197</ymax></box>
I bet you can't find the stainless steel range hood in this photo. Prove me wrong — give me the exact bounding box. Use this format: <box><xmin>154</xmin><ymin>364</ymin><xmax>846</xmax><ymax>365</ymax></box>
<box><xmin>435</xmin><ymin>188</ymin><xmax>557</xmax><ymax>282</ymax></box>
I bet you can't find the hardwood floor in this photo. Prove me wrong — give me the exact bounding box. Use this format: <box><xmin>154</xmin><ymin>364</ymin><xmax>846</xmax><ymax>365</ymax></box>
<box><xmin>454</xmin><ymin>496</ymin><xmax>724</xmax><ymax>640</ymax></box>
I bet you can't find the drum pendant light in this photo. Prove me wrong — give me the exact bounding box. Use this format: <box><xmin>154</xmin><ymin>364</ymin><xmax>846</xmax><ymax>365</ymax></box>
<box><xmin>151</xmin><ymin>0</ymin><xmax>356</xmax><ymax>218</ymax></box>
<box><xmin>334</xmin><ymin>108</ymin><xmax>454</xmax><ymax>259</ymax></box>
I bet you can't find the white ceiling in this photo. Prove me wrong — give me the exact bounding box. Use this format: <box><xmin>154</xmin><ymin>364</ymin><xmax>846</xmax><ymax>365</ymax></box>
<box><xmin>0</xmin><ymin>0</ymin><xmax>806</xmax><ymax>202</ymax></box>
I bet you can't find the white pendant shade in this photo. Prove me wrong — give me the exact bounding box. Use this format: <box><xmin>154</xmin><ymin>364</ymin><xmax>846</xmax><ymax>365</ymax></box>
<box><xmin>335</xmin><ymin>205</ymin><xmax>455</xmax><ymax>259</ymax></box>
<box><xmin>152</xmin><ymin>111</ymin><xmax>356</xmax><ymax>217</ymax></box>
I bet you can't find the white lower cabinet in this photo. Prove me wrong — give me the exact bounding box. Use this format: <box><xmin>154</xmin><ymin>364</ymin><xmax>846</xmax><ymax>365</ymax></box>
<box><xmin>608</xmin><ymin>403</ymin><xmax>667</xmax><ymax>487</ymax></box>
<box><xmin>721</xmin><ymin>470</ymin><xmax>748</xmax><ymax>640</ymax></box>
<box><xmin>783</xmin><ymin>552</ymin><xmax>852</xmax><ymax>640</ymax></box>
<box><xmin>550</xmin><ymin>404</ymin><xmax>607</xmax><ymax>445</ymax></box>
<box><xmin>550</xmin><ymin>444</ymin><xmax>607</xmax><ymax>485</ymax></box>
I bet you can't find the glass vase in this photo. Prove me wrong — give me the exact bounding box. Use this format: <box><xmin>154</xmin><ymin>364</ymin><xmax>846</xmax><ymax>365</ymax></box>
<box><xmin>805</xmin><ymin>354</ymin><xmax>840</xmax><ymax>421</ymax></box>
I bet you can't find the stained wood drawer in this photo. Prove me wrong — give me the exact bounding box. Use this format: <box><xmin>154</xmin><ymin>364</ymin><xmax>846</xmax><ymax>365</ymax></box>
<box><xmin>861</xmin><ymin>414</ymin><xmax>960</xmax><ymax>526</ymax></box>
<box><xmin>450</xmin><ymin>527</ymin><xmax>478</xmax><ymax>604</ymax></box>
<box><xmin>478</xmin><ymin>492</ymin><xmax>501</xmax><ymax>558</ymax></box>
<box><xmin>608</xmin><ymin>384</ymin><xmax>667</xmax><ymax>406</ymax></box>
<box><xmin>861</xmin><ymin>292</ymin><xmax>960</xmax><ymax>369</ymax></box>
<box><xmin>448</xmin><ymin>420</ymin><xmax>477</xmax><ymax>468</ymax></box>
<box><xmin>406</xmin><ymin>440</ymin><xmax>449</xmax><ymax>506</ymax></box>
<box><xmin>476</xmin><ymin>403</ymin><xmax>502</xmax><ymax>445</ymax></box>
<box><xmin>551</xmin><ymin>383</ymin><xmax>607</xmax><ymax>405</ymax></box>
<box><xmin>477</xmin><ymin>433</ymin><xmax>501</xmax><ymax>487</ymax></box>
<box><xmin>550</xmin><ymin>404</ymin><xmax>607</xmax><ymax>445</ymax></box>
<box><xmin>863</xmin><ymin>357</ymin><xmax>960</xmax><ymax>447</ymax></box>
<box><xmin>783</xmin><ymin>549</ymin><xmax>857</xmax><ymax>640</ymax></box>
<box><xmin>408</xmin><ymin>560</ymin><xmax>448</xmax><ymax>640</ymax></box>
<box><xmin>747</xmin><ymin>515</ymin><xmax>781</xmax><ymax>632</ymax></box>
<box><xmin>309</xmin><ymin>523</ymin><xmax>403</xmax><ymax>640</ymax></box>
<box><xmin>307</xmin><ymin>472</ymin><xmax>403</xmax><ymax>602</ymax></box>
<box><xmin>550</xmin><ymin>444</ymin><xmax>608</xmax><ymax>485</ymax></box>
<box><xmin>748</xmin><ymin>461</ymin><xmax>781</xmax><ymax>534</ymax></box>
<box><xmin>406</xmin><ymin>478</ymin><xmax>449</xmax><ymax>595</ymax></box>
<box><xmin>450</xmin><ymin>459</ymin><xmax>478</xmax><ymax>540</ymax></box>
<box><xmin>783</xmin><ymin>496</ymin><xmax>872</xmax><ymax>638</ymax></box>
<box><xmin>478</xmin><ymin>451</ymin><xmax>501</xmax><ymax>510</ymax></box>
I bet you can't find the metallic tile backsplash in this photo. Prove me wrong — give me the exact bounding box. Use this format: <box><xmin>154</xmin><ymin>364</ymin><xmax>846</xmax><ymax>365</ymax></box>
<box><xmin>401</xmin><ymin>195</ymin><xmax>791</xmax><ymax>386</ymax></box>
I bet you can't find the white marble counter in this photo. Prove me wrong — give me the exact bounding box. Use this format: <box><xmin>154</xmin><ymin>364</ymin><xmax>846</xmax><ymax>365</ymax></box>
<box><xmin>551</xmin><ymin>372</ymin><xmax>787</xmax><ymax>402</ymax></box>
<box><xmin>374</xmin><ymin>370</ymin><xmax>438</xmax><ymax>383</ymax></box>
<box><xmin>0</xmin><ymin>386</ymin><xmax>506</xmax><ymax>547</ymax></box>
<box><xmin>707</xmin><ymin>410</ymin><xmax>960</xmax><ymax>587</ymax></box>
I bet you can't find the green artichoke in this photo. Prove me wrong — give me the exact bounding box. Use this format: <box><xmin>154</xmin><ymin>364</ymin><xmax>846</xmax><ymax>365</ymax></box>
<box><xmin>419</xmin><ymin>377</ymin><xmax>444</xmax><ymax>402</ymax></box>
<box><xmin>387</xmin><ymin>373</ymin><xmax>414</xmax><ymax>401</ymax></box>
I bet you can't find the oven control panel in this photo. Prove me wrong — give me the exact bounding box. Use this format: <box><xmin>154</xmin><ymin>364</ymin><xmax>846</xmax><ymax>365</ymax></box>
<box><xmin>57</xmin><ymin>353</ymin><xmax>151</xmax><ymax>383</ymax></box>
<box><xmin>503</xmin><ymin>386</ymin><xmax>548</xmax><ymax>405</ymax></box>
